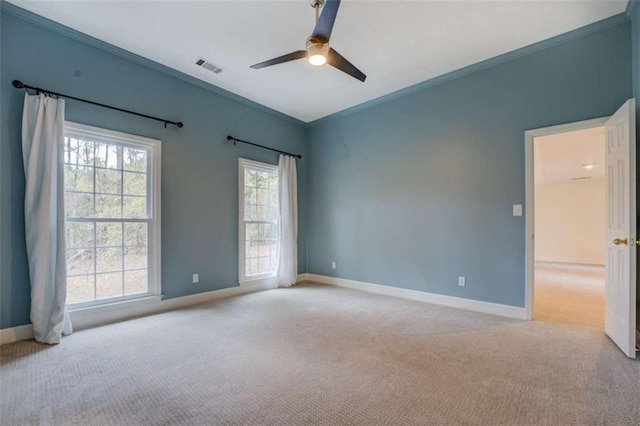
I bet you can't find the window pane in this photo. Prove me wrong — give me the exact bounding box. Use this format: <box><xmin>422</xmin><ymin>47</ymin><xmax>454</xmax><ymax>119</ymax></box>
<box><xmin>244</xmin><ymin>169</ymin><xmax>256</xmax><ymax>187</ymax></box>
<box><xmin>66</xmin><ymin>222</ymin><xmax>94</xmax><ymax>249</ymax></box>
<box><xmin>266</xmin><ymin>223</ymin><xmax>277</xmax><ymax>240</ymax></box>
<box><xmin>268</xmin><ymin>174</ymin><xmax>277</xmax><ymax>191</ymax></box>
<box><xmin>124</xmin><ymin>245</ymin><xmax>147</xmax><ymax>270</ymax></box>
<box><xmin>257</xmin><ymin>189</ymin><xmax>269</xmax><ymax>208</ymax></box>
<box><xmin>123</xmin><ymin>148</ymin><xmax>147</xmax><ymax>172</ymax></box>
<box><xmin>258</xmin><ymin>257</ymin><xmax>270</xmax><ymax>274</ymax></box>
<box><xmin>246</xmin><ymin>258</ymin><xmax>258</xmax><ymax>276</ymax></box>
<box><xmin>258</xmin><ymin>234</ymin><xmax>268</xmax><ymax>257</ymax></box>
<box><xmin>96</xmin><ymin>195</ymin><xmax>122</xmax><ymax>218</ymax></box>
<box><xmin>65</xmin><ymin>193</ymin><xmax>94</xmax><ymax>218</ymax></box>
<box><xmin>123</xmin><ymin>171</ymin><xmax>146</xmax><ymax>196</ymax></box>
<box><xmin>246</xmin><ymin>223</ymin><xmax>259</xmax><ymax>243</ymax></box>
<box><xmin>66</xmin><ymin>275</ymin><xmax>95</xmax><ymax>304</ymax></box>
<box><xmin>67</xmin><ymin>248</ymin><xmax>95</xmax><ymax>276</ymax></box>
<box><xmin>96</xmin><ymin>222</ymin><xmax>122</xmax><ymax>247</ymax></box>
<box><xmin>123</xmin><ymin>196</ymin><xmax>147</xmax><ymax>218</ymax></box>
<box><xmin>244</xmin><ymin>186</ymin><xmax>256</xmax><ymax>205</ymax></box>
<box><xmin>257</xmin><ymin>172</ymin><xmax>269</xmax><ymax>189</ymax></box>
<box><xmin>96</xmin><ymin>272</ymin><xmax>123</xmax><ymax>299</ymax></box>
<box><xmin>95</xmin><ymin>143</ymin><xmax>121</xmax><ymax>169</ymax></box>
<box><xmin>124</xmin><ymin>269</ymin><xmax>147</xmax><ymax>295</ymax></box>
<box><xmin>96</xmin><ymin>169</ymin><xmax>121</xmax><ymax>194</ymax></box>
<box><xmin>96</xmin><ymin>247</ymin><xmax>122</xmax><ymax>273</ymax></box>
<box><xmin>65</xmin><ymin>165</ymin><xmax>94</xmax><ymax>192</ymax></box>
<box><xmin>244</xmin><ymin>204</ymin><xmax>257</xmax><ymax>221</ymax></box>
<box><xmin>124</xmin><ymin>223</ymin><xmax>147</xmax><ymax>247</ymax></box>
<box><xmin>65</xmin><ymin>138</ymin><xmax>94</xmax><ymax>166</ymax></box>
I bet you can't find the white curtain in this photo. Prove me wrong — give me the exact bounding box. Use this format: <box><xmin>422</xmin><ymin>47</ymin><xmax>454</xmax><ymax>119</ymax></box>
<box><xmin>276</xmin><ymin>155</ymin><xmax>298</xmax><ymax>287</ymax></box>
<box><xmin>22</xmin><ymin>93</ymin><xmax>72</xmax><ymax>344</ymax></box>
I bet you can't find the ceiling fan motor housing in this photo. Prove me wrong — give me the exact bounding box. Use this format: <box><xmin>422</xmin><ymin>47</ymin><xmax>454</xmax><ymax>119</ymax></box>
<box><xmin>306</xmin><ymin>36</ymin><xmax>329</xmax><ymax>59</ymax></box>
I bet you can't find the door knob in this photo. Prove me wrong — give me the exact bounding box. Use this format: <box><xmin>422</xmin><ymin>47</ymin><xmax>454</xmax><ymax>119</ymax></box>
<box><xmin>613</xmin><ymin>238</ymin><xmax>628</xmax><ymax>246</ymax></box>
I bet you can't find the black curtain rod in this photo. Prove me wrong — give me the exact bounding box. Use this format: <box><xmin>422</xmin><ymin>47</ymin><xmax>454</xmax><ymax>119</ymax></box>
<box><xmin>12</xmin><ymin>80</ymin><xmax>183</xmax><ymax>129</ymax></box>
<box><xmin>227</xmin><ymin>135</ymin><xmax>302</xmax><ymax>159</ymax></box>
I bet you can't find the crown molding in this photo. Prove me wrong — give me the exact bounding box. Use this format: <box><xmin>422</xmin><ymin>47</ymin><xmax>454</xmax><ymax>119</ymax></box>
<box><xmin>0</xmin><ymin>1</ymin><xmax>306</xmax><ymax>127</ymax></box>
<box><xmin>307</xmin><ymin>13</ymin><xmax>631</xmax><ymax>128</ymax></box>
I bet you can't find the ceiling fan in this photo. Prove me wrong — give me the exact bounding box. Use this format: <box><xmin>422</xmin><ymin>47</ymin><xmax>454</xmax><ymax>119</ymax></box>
<box><xmin>250</xmin><ymin>0</ymin><xmax>366</xmax><ymax>82</ymax></box>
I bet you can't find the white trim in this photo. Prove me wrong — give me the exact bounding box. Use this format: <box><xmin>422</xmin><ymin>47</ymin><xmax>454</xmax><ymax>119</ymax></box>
<box><xmin>308</xmin><ymin>274</ymin><xmax>526</xmax><ymax>320</ymax></box>
<box><xmin>238</xmin><ymin>158</ymin><xmax>279</xmax><ymax>284</ymax></box>
<box><xmin>524</xmin><ymin>117</ymin><xmax>609</xmax><ymax>321</ymax></box>
<box><xmin>296</xmin><ymin>273</ymin><xmax>310</xmax><ymax>283</ymax></box>
<box><xmin>238</xmin><ymin>276</ymin><xmax>277</xmax><ymax>288</ymax></box>
<box><xmin>64</xmin><ymin>121</ymin><xmax>160</xmax><ymax>147</ymax></box>
<box><xmin>534</xmin><ymin>257</ymin><xmax>605</xmax><ymax>266</ymax></box>
<box><xmin>0</xmin><ymin>281</ymin><xmax>273</xmax><ymax>345</ymax></box>
<box><xmin>0</xmin><ymin>324</ymin><xmax>35</xmax><ymax>345</ymax></box>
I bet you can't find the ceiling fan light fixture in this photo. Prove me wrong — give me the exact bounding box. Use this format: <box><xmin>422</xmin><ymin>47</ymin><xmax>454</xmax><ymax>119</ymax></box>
<box><xmin>306</xmin><ymin>38</ymin><xmax>329</xmax><ymax>66</ymax></box>
<box><xmin>308</xmin><ymin>54</ymin><xmax>327</xmax><ymax>66</ymax></box>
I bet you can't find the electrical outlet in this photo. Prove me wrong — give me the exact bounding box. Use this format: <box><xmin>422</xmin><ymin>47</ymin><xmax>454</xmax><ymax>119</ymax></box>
<box><xmin>192</xmin><ymin>273</ymin><xmax>199</xmax><ymax>284</ymax></box>
<box><xmin>458</xmin><ymin>276</ymin><xmax>466</xmax><ymax>287</ymax></box>
<box><xmin>331</xmin><ymin>261</ymin><xmax>336</xmax><ymax>269</ymax></box>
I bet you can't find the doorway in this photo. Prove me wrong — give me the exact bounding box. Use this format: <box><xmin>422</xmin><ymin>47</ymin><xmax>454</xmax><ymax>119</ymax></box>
<box><xmin>524</xmin><ymin>100</ymin><xmax>637</xmax><ymax>358</ymax></box>
<box><xmin>525</xmin><ymin>116</ymin><xmax>610</xmax><ymax>326</ymax></box>
<box><xmin>531</xmin><ymin>124</ymin><xmax>606</xmax><ymax>328</ymax></box>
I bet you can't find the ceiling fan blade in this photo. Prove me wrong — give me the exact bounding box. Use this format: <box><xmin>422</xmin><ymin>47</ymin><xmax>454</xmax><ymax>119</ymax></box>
<box><xmin>250</xmin><ymin>50</ymin><xmax>307</xmax><ymax>69</ymax></box>
<box><xmin>327</xmin><ymin>48</ymin><xmax>366</xmax><ymax>82</ymax></box>
<box><xmin>311</xmin><ymin>0</ymin><xmax>341</xmax><ymax>42</ymax></box>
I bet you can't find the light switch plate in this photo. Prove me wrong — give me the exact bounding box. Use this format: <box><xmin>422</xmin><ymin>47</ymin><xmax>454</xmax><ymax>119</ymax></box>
<box><xmin>513</xmin><ymin>204</ymin><xmax>523</xmax><ymax>216</ymax></box>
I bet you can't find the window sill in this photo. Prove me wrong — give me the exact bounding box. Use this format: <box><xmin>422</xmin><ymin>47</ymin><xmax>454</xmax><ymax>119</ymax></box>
<box><xmin>239</xmin><ymin>276</ymin><xmax>276</xmax><ymax>287</ymax></box>
<box><xmin>68</xmin><ymin>294</ymin><xmax>163</xmax><ymax>330</ymax></box>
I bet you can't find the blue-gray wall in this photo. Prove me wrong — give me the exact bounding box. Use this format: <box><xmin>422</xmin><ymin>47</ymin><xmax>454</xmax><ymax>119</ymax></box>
<box><xmin>1</xmin><ymin>5</ymin><xmax>636</xmax><ymax>330</ymax></box>
<box><xmin>306</xmin><ymin>20</ymin><xmax>632</xmax><ymax>308</ymax></box>
<box><xmin>0</xmin><ymin>9</ymin><xmax>308</xmax><ymax>328</ymax></box>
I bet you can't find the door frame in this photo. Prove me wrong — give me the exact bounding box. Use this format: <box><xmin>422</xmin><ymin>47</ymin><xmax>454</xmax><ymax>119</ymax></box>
<box><xmin>524</xmin><ymin>116</ymin><xmax>609</xmax><ymax>321</ymax></box>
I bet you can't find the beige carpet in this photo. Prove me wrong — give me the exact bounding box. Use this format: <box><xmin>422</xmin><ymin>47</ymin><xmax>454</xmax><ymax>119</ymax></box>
<box><xmin>1</xmin><ymin>283</ymin><xmax>639</xmax><ymax>425</ymax></box>
<box><xmin>534</xmin><ymin>262</ymin><xmax>605</xmax><ymax>329</ymax></box>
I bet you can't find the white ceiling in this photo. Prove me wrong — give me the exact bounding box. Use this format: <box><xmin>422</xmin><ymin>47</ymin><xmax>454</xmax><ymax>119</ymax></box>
<box><xmin>9</xmin><ymin>0</ymin><xmax>627</xmax><ymax>123</ymax></box>
<box><xmin>534</xmin><ymin>126</ymin><xmax>605</xmax><ymax>186</ymax></box>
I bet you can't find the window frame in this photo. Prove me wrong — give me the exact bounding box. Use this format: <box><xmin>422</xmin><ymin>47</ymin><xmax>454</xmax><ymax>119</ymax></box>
<box><xmin>63</xmin><ymin>121</ymin><xmax>162</xmax><ymax>309</ymax></box>
<box><xmin>238</xmin><ymin>158</ymin><xmax>279</xmax><ymax>284</ymax></box>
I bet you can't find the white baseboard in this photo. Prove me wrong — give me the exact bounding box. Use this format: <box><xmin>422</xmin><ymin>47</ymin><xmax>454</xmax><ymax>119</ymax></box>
<box><xmin>307</xmin><ymin>274</ymin><xmax>527</xmax><ymax>320</ymax></box>
<box><xmin>0</xmin><ymin>280</ymin><xmax>275</xmax><ymax>345</ymax></box>
<box><xmin>535</xmin><ymin>256</ymin><xmax>605</xmax><ymax>266</ymax></box>
<box><xmin>296</xmin><ymin>273</ymin><xmax>310</xmax><ymax>283</ymax></box>
<box><xmin>0</xmin><ymin>324</ymin><xmax>35</xmax><ymax>345</ymax></box>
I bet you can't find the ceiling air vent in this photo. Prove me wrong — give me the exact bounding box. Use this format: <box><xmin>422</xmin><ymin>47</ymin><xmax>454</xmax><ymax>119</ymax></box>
<box><xmin>195</xmin><ymin>58</ymin><xmax>223</xmax><ymax>74</ymax></box>
<box><xmin>571</xmin><ymin>176</ymin><xmax>592</xmax><ymax>181</ymax></box>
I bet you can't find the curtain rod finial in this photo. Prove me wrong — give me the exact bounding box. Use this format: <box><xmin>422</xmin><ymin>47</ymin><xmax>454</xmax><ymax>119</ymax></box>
<box><xmin>12</xmin><ymin>80</ymin><xmax>25</xmax><ymax>89</ymax></box>
<box><xmin>176</xmin><ymin>122</ymin><xmax>184</xmax><ymax>128</ymax></box>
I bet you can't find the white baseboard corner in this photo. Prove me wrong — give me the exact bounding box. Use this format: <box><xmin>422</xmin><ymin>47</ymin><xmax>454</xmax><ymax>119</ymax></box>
<box><xmin>0</xmin><ymin>324</ymin><xmax>34</xmax><ymax>345</ymax></box>
<box><xmin>0</xmin><ymin>280</ymin><xmax>275</xmax><ymax>345</ymax></box>
<box><xmin>296</xmin><ymin>273</ymin><xmax>310</xmax><ymax>283</ymax></box>
<box><xmin>307</xmin><ymin>274</ymin><xmax>527</xmax><ymax>320</ymax></box>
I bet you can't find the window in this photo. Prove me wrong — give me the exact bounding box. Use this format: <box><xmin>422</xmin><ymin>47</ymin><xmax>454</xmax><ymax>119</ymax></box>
<box><xmin>63</xmin><ymin>122</ymin><xmax>161</xmax><ymax>307</ymax></box>
<box><xmin>239</xmin><ymin>159</ymin><xmax>278</xmax><ymax>283</ymax></box>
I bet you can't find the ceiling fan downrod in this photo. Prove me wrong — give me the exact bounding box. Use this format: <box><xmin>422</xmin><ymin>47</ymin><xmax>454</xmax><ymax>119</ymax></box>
<box><xmin>311</xmin><ymin>0</ymin><xmax>324</xmax><ymax>23</ymax></box>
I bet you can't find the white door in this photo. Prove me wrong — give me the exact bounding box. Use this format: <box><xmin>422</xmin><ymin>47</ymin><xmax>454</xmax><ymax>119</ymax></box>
<box><xmin>605</xmin><ymin>99</ymin><xmax>637</xmax><ymax>359</ymax></box>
